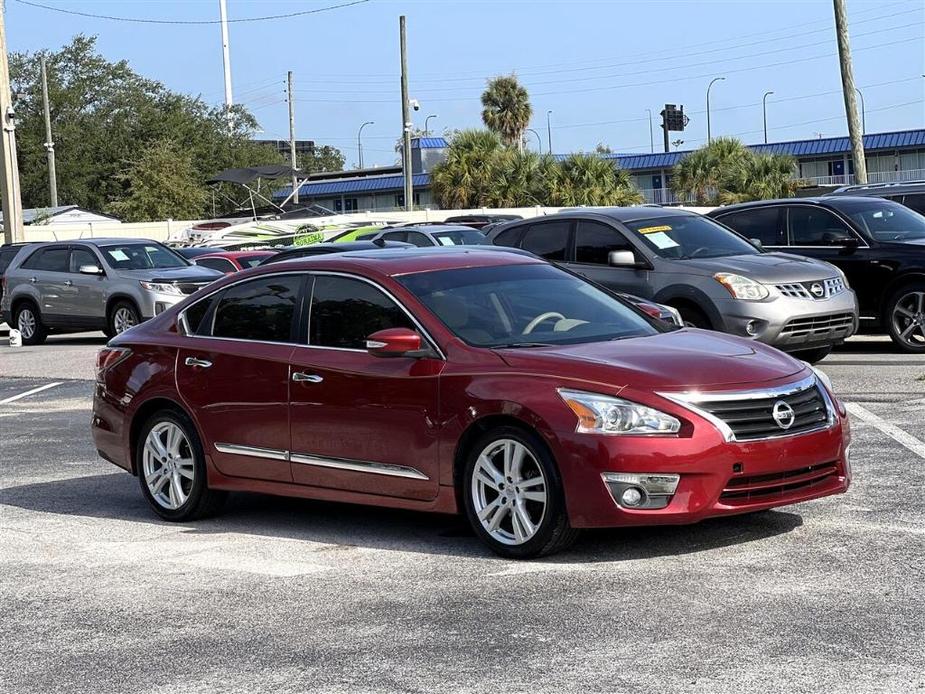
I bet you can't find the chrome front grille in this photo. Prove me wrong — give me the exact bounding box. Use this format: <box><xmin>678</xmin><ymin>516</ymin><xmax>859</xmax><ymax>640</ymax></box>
<box><xmin>775</xmin><ymin>277</ymin><xmax>846</xmax><ymax>300</ymax></box>
<box><xmin>780</xmin><ymin>312</ymin><xmax>855</xmax><ymax>338</ymax></box>
<box><xmin>175</xmin><ymin>281</ymin><xmax>213</xmax><ymax>295</ymax></box>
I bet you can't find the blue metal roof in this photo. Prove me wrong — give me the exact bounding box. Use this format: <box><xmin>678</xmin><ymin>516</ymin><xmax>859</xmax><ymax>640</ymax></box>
<box><xmin>281</xmin><ymin>173</ymin><xmax>431</xmax><ymax>198</ymax></box>
<box><xmin>413</xmin><ymin>137</ymin><xmax>448</xmax><ymax>149</ymax></box>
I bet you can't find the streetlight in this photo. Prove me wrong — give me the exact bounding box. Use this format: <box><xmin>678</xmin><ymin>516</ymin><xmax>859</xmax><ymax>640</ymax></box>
<box><xmin>645</xmin><ymin>108</ymin><xmax>654</xmax><ymax>154</ymax></box>
<box><xmin>706</xmin><ymin>76</ymin><xmax>725</xmax><ymax>143</ymax></box>
<box><xmin>546</xmin><ymin>110</ymin><xmax>553</xmax><ymax>154</ymax></box>
<box><xmin>855</xmin><ymin>87</ymin><xmax>866</xmax><ymax>134</ymax></box>
<box><xmin>526</xmin><ymin>128</ymin><xmax>542</xmax><ymax>152</ymax></box>
<box><xmin>762</xmin><ymin>91</ymin><xmax>774</xmax><ymax>144</ymax></box>
<box><xmin>357</xmin><ymin>120</ymin><xmax>374</xmax><ymax>169</ymax></box>
<box><xmin>424</xmin><ymin>114</ymin><xmax>438</xmax><ymax>136</ymax></box>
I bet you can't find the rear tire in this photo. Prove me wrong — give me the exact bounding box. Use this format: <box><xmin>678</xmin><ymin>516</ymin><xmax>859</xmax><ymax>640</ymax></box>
<box><xmin>885</xmin><ymin>285</ymin><xmax>925</xmax><ymax>354</ymax></box>
<box><xmin>108</xmin><ymin>300</ymin><xmax>141</xmax><ymax>336</ymax></box>
<box><xmin>13</xmin><ymin>301</ymin><xmax>47</xmax><ymax>345</ymax></box>
<box><xmin>136</xmin><ymin>409</ymin><xmax>226</xmax><ymax>522</ymax></box>
<box><xmin>462</xmin><ymin>425</ymin><xmax>579</xmax><ymax>559</ymax></box>
<box><xmin>792</xmin><ymin>345</ymin><xmax>832</xmax><ymax>364</ymax></box>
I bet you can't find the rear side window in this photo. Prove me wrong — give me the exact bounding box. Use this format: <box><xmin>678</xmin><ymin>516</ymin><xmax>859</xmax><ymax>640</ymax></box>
<box><xmin>574</xmin><ymin>220</ymin><xmax>632</xmax><ymax>265</ymax></box>
<box><xmin>22</xmin><ymin>247</ymin><xmax>69</xmax><ymax>272</ymax></box>
<box><xmin>211</xmin><ymin>275</ymin><xmax>301</xmax><ymax>342</ymax></box>
<box><xmin>520</xmin><ymin>221</ymin><xmax>571</xmax><ymax>261</ymax></box>
<box><xmin>183</xmin><ymin>297</ymin><xmax>215</xmax><ymax>335</ymax></box>
<box><xmin>0</xmin><ymin>247</ymin><xmax>22</xmax><ymax>274</ymax></box>
<box><xmin>381</xmin><ymin>231</ymin><xmax>407</xmax><ymax>243</ymax></box>
<box><xmin>404</xmin><ymin>231</ymin><xmax>433</xmax><ymax>247</ymax></box>
<box><xmin>491</xmin><ymin>225</ymin><xmax>525</xmax><ymax>247</ymax></box>
<box><xmin>196</xmin><ymin>257</ymin><xmax>236</xmax><ymax>273</ymax></box>
<box><xmin>309</xmin><ymin>275</ymin><xmax>415</xmax><ymax>350</ymax></box>
<box><xmin>716</xmin><ymin>208</ymin><xmax>782</xmax><ymax>246</ymax></box>
<box><xmin>787</xmin><ymin>207</ymin><xmax>853</xmax><ymax>246</ymax></box>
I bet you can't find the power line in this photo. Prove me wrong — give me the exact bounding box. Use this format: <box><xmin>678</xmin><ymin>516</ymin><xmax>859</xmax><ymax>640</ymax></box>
<box><xmin>13</xmin><ymin>0</ymin><xmax>371</xmax><ymax>24</ymax></box>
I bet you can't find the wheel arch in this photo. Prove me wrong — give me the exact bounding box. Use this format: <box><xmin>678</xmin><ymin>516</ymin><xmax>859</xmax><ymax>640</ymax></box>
<box><xmin>106</xmin><ymin>294</ymin><xmax>142</xmax><ymax>320</ymax></box>
<box><xmin>880</xmin><ymin>271</ymin><xmax>925</xmax><ymax>317</ymax></box>
<box><xmin>128</xmin><ymin>396</ymin><xmax>196</xmax><ymax>476</ymax></box>
<box><xmin>654</xmin><ymin>285</ymin><xmax>723</xmax><ymax>329</ymax></box>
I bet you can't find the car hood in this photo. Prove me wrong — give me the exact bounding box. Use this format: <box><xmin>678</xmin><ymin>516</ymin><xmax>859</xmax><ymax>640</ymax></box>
<box><xmin>114</xmin><ymin>266</ymin><xmax>223</xmax><ymax>283</ymax></box>
<box><xmin>495</xmin><ymin>329</ymin><xmax>806</xmax><ymax>391</ymax></box>
<box><xmin>666</xmin><ymin>252</ymin><xmax>836</xmax><ymax>282</ymax></box>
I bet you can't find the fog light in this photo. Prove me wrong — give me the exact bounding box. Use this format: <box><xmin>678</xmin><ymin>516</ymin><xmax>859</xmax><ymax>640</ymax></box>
<box><xmin>745</xmin><ymin>320</ymin><xmax>759</xmax><ymax>336</ymax></box>
<box><xmin>621</xmin><ymin>487</ymin><xmax>644</xmax><ymax>507</ymax></box>
<box><xmin>844</xmin><ymin>445</ymin><xmax>852</xmax><ymax>477</ymax></box>
<box><xmin>155</xmin><ymin>302</ymin><xmax>169</xmax><ymax>315</ymax></box>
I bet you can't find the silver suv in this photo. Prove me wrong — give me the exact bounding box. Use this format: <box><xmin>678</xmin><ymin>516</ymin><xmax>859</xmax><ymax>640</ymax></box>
<box><xmin>1</xmin><ymin>238</ymin><xmax>221</xmax><ymax>345</ymax></box>
<box><xmin>488</xmin><ymin>207</ymin><xmax>859</xmax><ymax>363</ymax></box>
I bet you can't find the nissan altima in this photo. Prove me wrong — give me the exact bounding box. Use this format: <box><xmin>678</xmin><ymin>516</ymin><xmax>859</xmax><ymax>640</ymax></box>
<box><xmin>91</xmin><ymin>248</ymin><xmax>850</xmax><ymax>558</ymax></box>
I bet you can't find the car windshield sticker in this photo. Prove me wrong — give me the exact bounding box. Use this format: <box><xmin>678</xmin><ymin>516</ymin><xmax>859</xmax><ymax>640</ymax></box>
<box><xmin>108</xmin><ymin>249</ymin><xmax>129</xmax><ymax>261</ymax></box>
<box><xmin>436</xmin><ymin>236</ymin><xmax>456</xmax><ymax>246</ymax></box>
<box><xmin>637</xmin><ymin>225</ymin><xmax>673</xmax><ymax>234</ymax></box>
<box><xmin>646</xmin><ymin>232</ymin><xmax>680</xmax><ymax>249</ymax></box>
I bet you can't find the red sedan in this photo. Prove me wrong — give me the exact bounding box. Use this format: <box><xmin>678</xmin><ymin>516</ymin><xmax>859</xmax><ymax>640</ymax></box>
<box><xmin>91</xmin><ymin>248</ymin><xmax>850</xmax><ymax>558</ymax></box>
<box><xmin>193</xmin><ymin>250</ymin><xmax>277</xmax><ymax>274</ymax></box>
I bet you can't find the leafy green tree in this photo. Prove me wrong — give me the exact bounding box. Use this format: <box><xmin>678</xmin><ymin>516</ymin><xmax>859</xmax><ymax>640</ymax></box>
<box><xmin>544</xmin><ymin>154</ymin><xmax>642</xmax><ymax>207</ymax></box>
<box><xmin>719</xmin><ymin>153</ymin><xmax>799</xmax><ymax>203</ymax></box>
<box><xmin>431</xmin><ymin>129</ymin><xmax>504</xmax><ymax>208</ymax></box>
<box><xmin>481</xmin><ymin>75</ymin><xmax>532</xmax><ymax>151</ymax></box>
<box><xmin>301</xmin><ymin>144</ymin><xmax>345</xmax><ymax>174</ymax></box>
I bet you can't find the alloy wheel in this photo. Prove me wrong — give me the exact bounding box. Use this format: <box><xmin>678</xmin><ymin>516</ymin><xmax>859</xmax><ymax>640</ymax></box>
<box><xmin>892</xmin><ymin>290</ymin><xmax>925</xmax><ymax>349</ymax></box>
<box><xmin>17</xmin><ymin>308</ymin><xmax>36</xmax><ymax>339</ymax></box>
<box><xmin>471</xmin><ymin>438</ymin><xmax>547</xmax><ymax>546</ymax></box>
<box><xmin>114</xmin><ymin>306</ymin><xmax>137</xmax><ymax>334</ymax></box>
<box><xmin>142</xmin><ymin>421</ymin><xmax>195</xmax><ymax>510</ymax></box>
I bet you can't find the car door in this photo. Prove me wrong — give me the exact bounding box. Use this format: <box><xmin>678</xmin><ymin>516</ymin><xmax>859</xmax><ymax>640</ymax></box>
<box><xmin>563</xmin><ymin>218</ymin><xmax>652</xmax><ymax>297</ymax></box>
<box><xmin>64</xmin><ymin>245</ymin><xmax>108</xmax><ymax>329</ymax></box>
<box><xmin>288</xmin><ymin>273</ymin><xmax>442</xmax><ymax>501</ymax></box>
<box><xmin>175</xmin><ymin>273</ymin><xmax>304</xmax><ymax>482</ymax></box>
<box><xmin>20</xmin><ymin>246</ymin><xmax>71</xmax><ymax>326</ymax></box>
<box><xmin>518</xmin><ymin>219</ymin><xmax>572</xmax><ymax>263</ymax></box>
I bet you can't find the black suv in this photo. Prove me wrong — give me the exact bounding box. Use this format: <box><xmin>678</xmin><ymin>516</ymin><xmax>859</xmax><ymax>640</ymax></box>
<box><xmin>825</xmin><ymin>180</ymin><xmax>925</xmax><ymax>215</ymax></box>
<box><xmin>709</xmin><ymin>196</ymin><xmax>925</xmax><ymax>352</ymax></box>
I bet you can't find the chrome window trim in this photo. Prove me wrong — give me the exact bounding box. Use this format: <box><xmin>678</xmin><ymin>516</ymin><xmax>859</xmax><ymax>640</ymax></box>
<box><xmin>289</xmin><ymin>452</ymin><xmax>430</xmax><ymax>480</ymax></box>
<box><xmin>214</xmin><ymin>442</ymin><xmax>289</xmax><ymax>462</ymax></box>
<box><xmin>657</xmin><ymin>374</ymin><xmax>835</xmax><ymax>443</ymax></box>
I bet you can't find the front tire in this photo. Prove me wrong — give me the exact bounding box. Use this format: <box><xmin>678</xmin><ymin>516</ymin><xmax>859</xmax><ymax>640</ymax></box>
<box><xmin>462</xmin><ymin>426</ymin><xmax>579</xmax><ymax>559</ymax></box>
<box><xmin>136</xmin><ymin>409</ymin><xmax>226</xmax><ymax>521</ymax></box>
<box><xmin>14</xmin><ymin>301</ymin><xmax>47</xmax><ymax>345</ymax></box>
<box><xmin>109</xmin><ymin>300</ymin><xmax>141</xmax><ymax>336</ymax></box>
<box><xmin>885</xmin><ymin>285</ymin><xmax>925</xmax><ymax>353</ymax></box>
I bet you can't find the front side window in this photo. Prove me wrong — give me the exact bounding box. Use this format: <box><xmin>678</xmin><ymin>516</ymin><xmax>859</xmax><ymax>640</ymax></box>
<box><xmin>309</xmin><ymin>275</ymin><xmax>415</xmax><ymax>350</ymax></box>
<box><xmin>381</xmin><ymin>231</ymin><xmax>407</xmax><ymax>243</ymax></box>
<box><xmin>833</xmin><ymin>199</ymin><xmax>925</xmax><ymax>242</ymax></box>
<box><xmin>70</xmin><ymin>247</ymin><xmax>99</xmax><ymax>273</ymax></box>
<box><xmin>520</xmin><ymin>221</ymin><xmax>570</xmax><ymax>261</ymax></box>
<box><xmin>574</xmin><ymin>220</ymin><xmax>632</xmax><ymax>265</ymax></box>
<box><xmin>399</xmin><ymin>262</ymin><xmax>661</xmax><ymax>348</ymax></box>
<box><xmin>787</xmin><ymin>207</ymin><xmax>854</xmax><ymax>246</ymax></box>
<box><xmin>624</xmin><ymin>215</ymin><xmax>758</xmax><ymax>259</ymax></box>
<box><xmin>211</xmin><ymin>275</ymin><xmax>301</xmax><ymax>342</ymax></box>
<box><xmin>100</xmin><ymin>243</ymin><xmax>188</xmax><ymax>270</ymax></box>
<box><xmin>716</xmin><ymin>208</ymin><xmax>782</xmax><ymax>246</ymax></box>
<box><xmin>22</xmin><ymin>247</ymin><xmax>69</xmax><ymax>272</ymax></box>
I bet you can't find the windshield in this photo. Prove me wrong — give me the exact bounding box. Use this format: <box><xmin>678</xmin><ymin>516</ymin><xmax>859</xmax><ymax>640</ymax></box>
<box><xmin>433</xmin><ymin>229</ymin><xmax>488</xmax><ymax>246</ymax></box>
<box><xmin>836</xmin><ymin>199</ymin><xmax>925</xmax><ymax>242</ymax></box>
<box><xmin>625</xmin><ymin>215</ymin><xmax>759</xmax><ymax>259</ymax></box>
<box><xmin>100</xmin><ymin>243</ymin><xmax>188</xmax><ymax>270</ymax></box>
<box><xmin>398</xmin><ymin>263</ymin><xmax>662</xmax><ymax>347</ymax></box>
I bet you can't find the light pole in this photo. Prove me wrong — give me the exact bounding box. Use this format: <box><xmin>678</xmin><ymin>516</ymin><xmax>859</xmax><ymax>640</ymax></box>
<box><xmin>645</xmin><ymin>108</ymin><xmax>654</xmax><ymax>153</ymax></box>
<box><xmin>706</xmin><ymin>76</ymin><xmax>725</xmax><ymax>143</ymax></box>
<box><xmin>762</xmin><ymin>91</ymin><xmax>774</xmax><ymax>144</ymax></box>
<box><xmin>424</xmin><ymin>114</ymin><xmax>437</xmax><ymax>136</ymax></box>
<box><xmin>546</xmin><ymin>110</ymin><xmax>553</xmax><ymax>154</ymax></box>
<box><xmin>357</xmin><ymin>120</ymin><xmax>374</xmax><ymax>169</ymax></box>
<box><xmin>855</xmin><ymin>87</ymin><xmax>866</xmax><ymax>134</ymax></box>
<box><xmin>526</xmin><ymin>128</ymin><xmax>542</xmax><ymax>152</ymax></box>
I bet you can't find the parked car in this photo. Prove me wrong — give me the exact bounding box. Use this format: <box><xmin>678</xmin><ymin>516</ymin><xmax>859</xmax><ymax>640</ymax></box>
<box><xmin>708</xmin><ymin>196</ymin><xmax>925</xmax><ymax>353</ymax></box>
<box><xmin>825</xmin><ymin>180</ymin><xmax>925</xmax><ymax>215</ymax></box>
<box><xmin>488</xmin><ymin>208</ymin><xmax>857</xmax><ymax>363</ymax></box>
<box><xmin>0</xmin><ymin>238</ymin><xmax>222</xmax><ymax>344</ymax></box>
<box><xmin>174</xmin><ymin>247</ymin><xmax>220</xmax><ymax>260</ymax></box>
<box><xmin>442</xmin><ymin>214</ymin><xmax>523</xmax><ymax>230</ymax></box>
<box><xmin>359</xmin><ymin>224</ymin><xmax>489</xmax><ymax>247</ymax></box>
<box><xmin>0</xmin><ymin>243</ymin><xmax>33</xmax><ymax>304</ymax></box>
<box><xmin>259</xmin><ymin>240</ymin><xmax>413</xmax><ymax>265</ymax></box>
<box><xmin>92</xmin><ymin>247</ymin><xmax>849</xmax><ymax>558</ymax></box>
<box><xmin>193</xmin><ymin>250</ymin><xmax>277</xmax><ymax>274</ymax></box>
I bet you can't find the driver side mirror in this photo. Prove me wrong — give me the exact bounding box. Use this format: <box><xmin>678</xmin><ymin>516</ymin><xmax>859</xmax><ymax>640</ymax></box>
<box><xmin>366</xmin><ymin>328</ymin><xmax>428</xmax><ymax>358</ymax></box>
<box><xmin>822</xmin><ymin>230</ymin><xmax>855</xmax><ymax>246</ymax></box>
<box><xmin>608</xmin><ymin>250</ymin><xmax>639</xmax><ymax>268</ymax></box>
<box><xmin>78</xmin><ymin>264</ymin><xmax>104</xmax><ymax>276</ymax></box>
<box><xmin>749</xmin><ymin>238</ymin><xmax>763</xmax><ymax>250</ymax></box>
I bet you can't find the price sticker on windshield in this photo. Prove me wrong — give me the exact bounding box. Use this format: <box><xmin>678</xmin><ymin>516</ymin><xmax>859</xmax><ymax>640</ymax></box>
<box><xmin>637</xmin><ymin>225</ymin><xmax>673</xmax><ymax>234</ymax></box>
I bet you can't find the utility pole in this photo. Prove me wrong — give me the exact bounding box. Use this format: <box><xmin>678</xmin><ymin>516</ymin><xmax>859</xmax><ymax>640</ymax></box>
<box><xmin>833</xmin><ymin>0</ymin><xmax>867</xmax><ymax>184</ymax></box>
<box><xmin>706</xmin><ymin>76</ymin><xmax>725</xmax><ymax>144</ymax></box>
<box><xmin>645</xmin><ymin>108</ymin><xmax>654</xmax><ymax>154</ymax></box>
<box><xmin>546</xmin><ymin>110</ymin><xmax>553</xmax><ymax>154</ymax></box>
<box><xmin>40</xmin><ymin>57</ymin><xmax>57</xmax><ymax>208</ymax></box>
<box><xmin>0</xmin><ymin>0</ymin><xmax>24</xmax><ymax>244</ymax></box>
<box><xmin>399</xmin><ymin>15</ymin><xmax>413</xmax><ymax>211</ymax></box>
<box><xmin>218</xmin><ymin>0</ymin><xmax>234</xmax><ymax>131</ymax></box>
<box><xmin>287</xmin><ymin>70</ymin><xmax>298</xmax><ymax>204</ymax></box>
<box><xmin>762</xmin><ymin>91</ymin><xmax>774</xmax><ymax>144</ymax></box>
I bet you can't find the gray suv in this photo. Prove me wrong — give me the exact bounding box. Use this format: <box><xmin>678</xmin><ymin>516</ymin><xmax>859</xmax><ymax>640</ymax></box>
<box><xmin>1</xmin><ymin>238</ymin><xmax>221</xmax><ymax>345</ymax></box>
<box><xmin>488</xmin><ymin>207</ymin><xmax>858</xmax><ymax>362</ymax></box>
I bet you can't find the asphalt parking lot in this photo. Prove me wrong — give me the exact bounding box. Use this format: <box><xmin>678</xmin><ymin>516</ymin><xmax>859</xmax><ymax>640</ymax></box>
<box><xmin>1</xmin><ymin>332</ymin><xmax>924</xmax><ymax>694</ymax></box>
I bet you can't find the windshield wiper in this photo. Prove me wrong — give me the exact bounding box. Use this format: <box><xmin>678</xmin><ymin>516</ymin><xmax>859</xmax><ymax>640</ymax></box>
<box><xmin>489</xmin><ymin>341</ymin><xmax>552</xmax><ymax>349</ymax></box>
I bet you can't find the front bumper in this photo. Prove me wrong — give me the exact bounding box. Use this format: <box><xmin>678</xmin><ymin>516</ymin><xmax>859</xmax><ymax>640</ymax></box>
<box><xmin>136</xmin><ymin>290</ymin><xmax>188</xmax><ymax>320</ymax></box>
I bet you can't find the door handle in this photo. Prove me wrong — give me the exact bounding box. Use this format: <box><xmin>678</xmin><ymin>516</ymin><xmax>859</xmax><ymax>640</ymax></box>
<box><xmin>292</xmin><ymin>372</ymin><xmax>323</xmax><ymax>383</ymax></box>
<box><xmin>29</xmin><ymin>277</ymin><xmax>37</xmax><ymax>283</ymax></box>
<box><xmin>64</xmin><ymin>280</ymin><xmax>73</xmax><ymax>287</ymax></box>
<box><xmin>184</xmin><ymin>357</ymin><xmax>212</xmax><ymax>368</ymax></box>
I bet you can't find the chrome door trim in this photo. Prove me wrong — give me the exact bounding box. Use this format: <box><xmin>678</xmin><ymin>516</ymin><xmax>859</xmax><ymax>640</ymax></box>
<box><xmin>214</xmin><ymin>442</ymin><xmax>289</xmax><ymax>462</ymax></box>
<box><xmin>289</xmin><ymin>452</ymin><xmax>430</xmax><ymax>481</ymax></box>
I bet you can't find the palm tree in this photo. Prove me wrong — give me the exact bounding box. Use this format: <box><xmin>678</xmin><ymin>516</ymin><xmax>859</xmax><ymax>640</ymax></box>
<box><xmin>430</xmin><ymin>129</ymin><xmax>503</xmax><ymax>208</ymax></box>
<box><xmin>545</xmin><ymin>154</ymin><xmax>643</xmax><ymax>207</ymax></box>
<box><xmin>485</xmin><ymin>149</ymin><xmax>544</xmax><ymax>207</ymax></box>
<box><xmin>481</xmin><ymin>75</ymin><xmax>532</xmax><ymax>151</ymax></box>
<box><xmin>719</xmin><ymin>152</ymin><xmax>799</xmax><ymax>203</ymax></box>
<box><xmin>671</xmin><ymin>137</ymin><xmax>750</xmax><ymax>204</ymax></box>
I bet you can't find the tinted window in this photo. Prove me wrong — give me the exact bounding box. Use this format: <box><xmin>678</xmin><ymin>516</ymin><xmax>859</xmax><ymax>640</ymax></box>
<box><xmin>183</xmin><ymin>297</ymin><xmax>214</xmax><ymax>335</ymax></box>
<box><xmin>788</xmin><ymin>207</ymin><xmax>853</xmax><ymax>246</ymax></box>
<box><xmin>100</xmin><ymin>243</ymin><xmax>188</xmax><ymax>270</ymax></box>
<box><xmin>716</xmin><ymin>208</ymin><xmax>782</xmax><ymax>246</ymax></box>
<box><xmin>574</xmin><ymin>221</ymin><xmax>632</xmax><ymax>265</ymax></box>
<box><xmin>239</xmin><ymin>255</ymin><xmax>271</xmax><ymax>268</ymax></box>
<box><xmin>310</xmin><ymin>276</ymin><xmax>415</xmax><ymax>350</ymax></box>
<box><xmin>433</xmin><ymin>229</ymin><xmax>488</xmax><ymax>246</ymax></box>
<box><xmin>0</xmin><ymin>247</ymin><xmax>22</xmax><ymax>274</ymax></box>
<box><xmin>833</xmin><ymin>198</ymin><xmax>925</xmax><ymax>242</ymax></box>
<box><xmin>196</xmin><ymin>257</ymin><xmax>236</xmax><ymax>273</ymax></box>
<box><xmin>900</xmin><ymin>194</ymin><xmax>925</xmax><ymax>216</ymax></box>
<box><xmin>212</xmin><ymin>275</ymin><xmax>301</xmax><ymax>342</ymax></box>
<box><xmin>381</xmin><ymin>231</ymin><xmax>407</xmax><ymax>243</ymax></box>
<box><xmin>624</xmin><ymin>215</ymin><xmax>758</xmax><ymax>259</ymax></box>
<box><xmin>520</xmin><ymin>221</ymin><xmax>570</xmax><ymax>261</ymax></box>
<box><xmin>70</xmin><ymin>247</ymin><xmax>99</xmax><ymax>272</ymax></box>
<box><xmin>404</xmin><ymin>231</ymin><xmax>433</xmax><ymax>247</ymax></box>
<box><xmin>491</xmin><ymin>226</ymin><xmax>525</xmax><ymax>247</ymax></box>
<box><xmin>23</xmin><ymin>247</ymin><xmax>69</xmax><ymax>272</ymax></box>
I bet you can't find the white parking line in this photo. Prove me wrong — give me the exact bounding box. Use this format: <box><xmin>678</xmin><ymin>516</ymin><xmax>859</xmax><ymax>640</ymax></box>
<box><xmin>0</xmin><ymin>382</ymin><xmax>63</xmax><ymax>404</ymax></box>
<box><xmin>846</xmin><ymin>402</ymin><xmax>925</xmax><ymax>460</ymax></box>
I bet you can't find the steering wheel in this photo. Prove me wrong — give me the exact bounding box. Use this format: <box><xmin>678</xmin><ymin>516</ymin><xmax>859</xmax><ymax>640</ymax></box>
<box><xmin>523</xmin><ymin>312</ymin><xmax>566</xmax><ymax>335</ymax></box>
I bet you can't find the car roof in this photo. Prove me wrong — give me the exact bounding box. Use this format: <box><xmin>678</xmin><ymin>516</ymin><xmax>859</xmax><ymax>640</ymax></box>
<box><xmin>828</xmin><ymin>180</ymin><xmax>925</xmax><ymax>196</ymax></box>
<box><xmin>196</xmin><ymin>250</ymin><xmax>276</xmax><ymax>259</ymax></box>
<box><xmin>508</xmin><ymin>206</ymin><xmax>704</xmax><ymax>225</ymax></box>
<box><xmin>708</xmin><ymin>195</ymin><xmax>899</xmax><ymax>215</ymax></box>
<box><xmin>68</xmin><ymin>237</ymin><xmax>164</xmax><ymax>246</ymax></box>
<box><xmin>381</xmin><ymin>224</ymin><xmax>483</xmax><ymax>234</ymax></box>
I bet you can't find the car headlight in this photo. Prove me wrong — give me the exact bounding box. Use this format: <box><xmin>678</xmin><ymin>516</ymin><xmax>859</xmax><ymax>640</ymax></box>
<box><xmin>139</xmin><ymin>281</ymin><xmax>183</xmax><ymax>296</ymax></box>
<box><xmin>558</xmin><ymin>388</ymin><xmax>681</xmax><ymax>435</ymax></box>
<box><xmin>713</xmin><ymin>273</ymin><xmax>769</xmax><ymax>301</ymax></box>
<box><xmin>807</xmin><ymin>363</ymin><xmax>835</xmax><ymax>395</ymax></box>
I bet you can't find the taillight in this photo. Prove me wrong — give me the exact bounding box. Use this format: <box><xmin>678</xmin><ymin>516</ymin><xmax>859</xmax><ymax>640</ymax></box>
<box><xmin>635</xmin><ymin>302</ymin><xmax>664</xmax><ymax>320</ymax></box>
<box><xmin>96</xmin><ymin>347</ymin><xmax>132</xmax><ymax>380</ymax></box>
